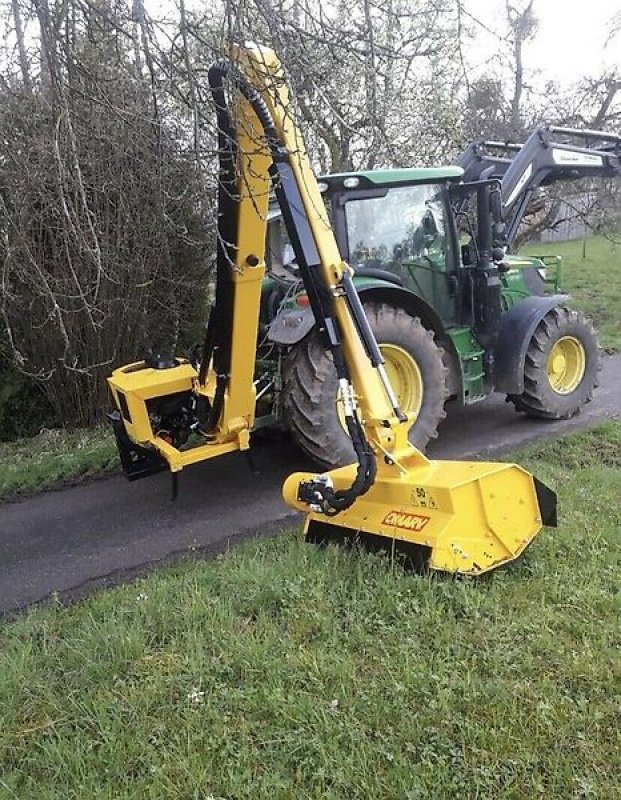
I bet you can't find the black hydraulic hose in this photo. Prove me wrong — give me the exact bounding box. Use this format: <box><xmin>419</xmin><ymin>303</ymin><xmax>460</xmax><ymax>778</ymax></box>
<box><xmin>198</xmin><ymin>306</ymin><xmax>217</xmax><ymax>387</ymax></box>
<box><xmin>299</xmin><ymin>347</ymin><xmax>376</xmax><ymax>515</ymax></box>
<box><xmin>202</xmin><ymin>58</ymin><xmax>283</xmax><ymax>435</ymax></box>
<box><xmin>333</xmin><ymin>347</ymin><xmax>376</xmax><ymax>494</ymax></box>
<box><xmin>197</xmin><ymin>63</ymin><xmax>239</xmax><ymax>434</ymax></box>
<box><xmin>208</xmin><ymin>59</ymin><xmax>282</xmax><ymax>161</ymax></box>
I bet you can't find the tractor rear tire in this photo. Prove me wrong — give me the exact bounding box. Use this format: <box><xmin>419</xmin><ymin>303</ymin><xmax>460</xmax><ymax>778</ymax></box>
<box><xmin>283</xmin><ymin>303</ymin><xmax>448</xmax><ymax>469</ymax></box>
<box><xmin>507</xmin><ymin>306</ymin><xmax>601</xmax><ymax>420</ymax></box>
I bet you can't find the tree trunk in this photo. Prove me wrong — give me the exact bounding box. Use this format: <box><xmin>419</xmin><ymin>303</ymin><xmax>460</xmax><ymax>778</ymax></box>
<box><xmin>11</xmin><ymin>0</ymin><xmax>32</xmax><ymax>92</ymax></box>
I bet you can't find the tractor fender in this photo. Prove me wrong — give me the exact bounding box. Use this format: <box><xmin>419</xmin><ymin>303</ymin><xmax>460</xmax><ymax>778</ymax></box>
<box><xmin>267</xmin><ymin>285</ymin><xmax>448</xmax><ymax>346</ymax></box>
<box><xmin>493</xmin><ymin>294</ymin><xmax>570</xmax><ymax>394</ymax></box>
<box><xmin>267</xmin><ymin>305</ymin><xmax>315</xmax><ymax>345</ymax></box>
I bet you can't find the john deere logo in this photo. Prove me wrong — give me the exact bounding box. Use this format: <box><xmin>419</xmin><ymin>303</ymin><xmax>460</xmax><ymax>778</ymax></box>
<box><xmin>382</xmin><ymin>511</ymin><xmax>431</xmax><ymax>533</ymax></box>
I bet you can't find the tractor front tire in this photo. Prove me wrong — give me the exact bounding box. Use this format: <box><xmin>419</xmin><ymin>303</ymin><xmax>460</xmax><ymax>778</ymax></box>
<box><xmin>283</xmin><ymin>303</ymin><xmax>448</xmax><ymax>469</ymax></box>
<box><xmin>507</xmin><ymin>306</ymin><xmax>601</xmax><ymax>420</ymax></box>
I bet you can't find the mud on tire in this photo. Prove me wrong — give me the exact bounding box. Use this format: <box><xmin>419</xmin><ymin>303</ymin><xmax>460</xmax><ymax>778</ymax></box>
<box><xmin>282</xmin><ymin>303</ymin><xmax>448</xmax><ymax>469</ymax></box>
<box><xmin>507</xmin><ymin>306</ymin><xmax>601</xmax><ymax>420</ymax></box>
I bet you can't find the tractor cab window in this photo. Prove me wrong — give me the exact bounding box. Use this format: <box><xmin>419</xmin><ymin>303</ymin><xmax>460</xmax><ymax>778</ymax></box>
<box><xmin>344</xmin><ymin>184</ymin><xmax>450</xmax><ymax>275</ymax></box>
<box><xmin>266</xmin><ymin>209</ymin><xmax>296</xmax><ymax>278</ymax></box>
<box><xmin>265</xmin><ymin>195</ymin><xmax>333</xmax><ymax>280</ymax></box>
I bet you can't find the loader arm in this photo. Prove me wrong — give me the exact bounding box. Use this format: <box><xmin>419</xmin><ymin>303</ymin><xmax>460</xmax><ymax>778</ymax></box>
<box><xmin>499</xmin><ymin>126</ymin><xmax>621</xmax><ymax>246</ymax></box>
<box><xmin>457</xmin><ymin>140</ymin><xmax>519</xmax><ymax>183</ymax></box>
<box><xmin>108</xmin><ymin>44</ymin><xmax>557</xmax><ymax>575</ymax></box>
<box><xmin>455</xmin><ymin>129</ymin><xmax>620</xmax><ymax>247</ymax></box>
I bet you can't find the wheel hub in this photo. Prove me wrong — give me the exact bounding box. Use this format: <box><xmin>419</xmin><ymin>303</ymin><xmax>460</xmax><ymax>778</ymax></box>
<box><xmin>547</xmin><ymin>336</ymin><xmax>586</xmax><ymax>395</ymax></box>
<box><xmin>337</xmin><ymin>343</ymin><xmax>423</xmax><ymax>428</ymax></box>
<box><xmin>381</xmin><ymin>344</ymin><xmax>424</xmax><ymax>416</ymax></box>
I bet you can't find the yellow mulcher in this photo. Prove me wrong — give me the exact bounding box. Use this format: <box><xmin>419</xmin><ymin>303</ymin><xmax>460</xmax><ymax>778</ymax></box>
<box><xmin>108</xmin><ymin>44</ymin><xmax>557</xmax><ymax>576</ymax></box>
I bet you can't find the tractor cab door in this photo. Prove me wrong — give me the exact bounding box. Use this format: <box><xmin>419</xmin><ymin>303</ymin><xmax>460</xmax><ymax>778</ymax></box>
<box><xmin>335</xmin><ymin>183</ymin><xmax>459</xmax><ymax>325</ymax></box>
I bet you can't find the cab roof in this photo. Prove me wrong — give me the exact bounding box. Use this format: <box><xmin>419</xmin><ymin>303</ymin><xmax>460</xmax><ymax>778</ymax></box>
<box><xmin>319</xmin><ymin>166</ymin><xmax>464</xmax><ymax>189</ymax></box>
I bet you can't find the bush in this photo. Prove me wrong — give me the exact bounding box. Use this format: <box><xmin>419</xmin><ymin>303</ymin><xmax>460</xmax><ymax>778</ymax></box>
<box><xmin>0</xmin><ymin>20</ymin><xmax>211</xmax><ymax>428</ymax></box>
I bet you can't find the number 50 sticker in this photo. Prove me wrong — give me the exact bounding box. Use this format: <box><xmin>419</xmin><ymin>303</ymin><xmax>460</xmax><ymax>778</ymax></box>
<box><xmin>411</xmin><ymin>486</ymin><xmax>438</xmax><ymax>509</ymax></box>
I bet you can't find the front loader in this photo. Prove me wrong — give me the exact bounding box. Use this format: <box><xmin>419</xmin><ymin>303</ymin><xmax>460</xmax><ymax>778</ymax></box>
<box><xmin>108</xmin><ymin>44</ymin><xmax>556</xmax><ymax>576</ymax></box>
<box><xmin>457</xmin><ymin>126</ymin><xmax>621</xmax><ymax>246</ymax></box>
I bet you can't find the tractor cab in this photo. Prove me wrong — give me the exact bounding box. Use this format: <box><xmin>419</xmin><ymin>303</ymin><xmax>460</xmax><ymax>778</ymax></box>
<box><xmin>266</xmin><ymin>167</ymin><xmax>464</xmax><ymax>327</ymax></box>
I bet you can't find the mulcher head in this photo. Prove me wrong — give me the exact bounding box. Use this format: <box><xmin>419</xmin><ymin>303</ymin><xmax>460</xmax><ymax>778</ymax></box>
<box><xmin>283</xmin><ymin>458</ymin><xmax>557</xmax><ymax>576</ymax></box>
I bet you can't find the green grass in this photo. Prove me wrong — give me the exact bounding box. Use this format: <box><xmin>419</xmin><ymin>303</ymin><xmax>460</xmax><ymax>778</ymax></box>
<box><xmin>2</xmin><ymin>423</ymin><xmax>620</xmax><ymax>799</ymax></box>
<box><xmin>0</xmin><ymin>427</ymin><xmax>118</xmax><ymax>503</ymax></box>
<box><xmin>523</xmin><ymin>235</ymin><xmax>621</xmax><ymax>351</ymax></box>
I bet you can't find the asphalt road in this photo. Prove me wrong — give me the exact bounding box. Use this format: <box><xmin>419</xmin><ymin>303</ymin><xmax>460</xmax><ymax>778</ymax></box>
<box><xmin>2</xmin><ymin>354</ymin><xmax>620</xmax><ymax>615</ymax></box>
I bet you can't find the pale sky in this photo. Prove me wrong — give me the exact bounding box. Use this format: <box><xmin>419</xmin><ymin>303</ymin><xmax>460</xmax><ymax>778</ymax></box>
<box><xmin>465</xmin><ymin>0</ymin><xmax>620</xmax><ymax>85</ymax></box>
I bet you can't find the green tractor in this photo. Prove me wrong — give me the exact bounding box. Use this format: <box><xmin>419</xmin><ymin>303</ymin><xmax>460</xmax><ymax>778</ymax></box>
<box><xmin>249</xmin><ymin>126</ymin><xmax>620</xmax><ymax>468</ymax></box>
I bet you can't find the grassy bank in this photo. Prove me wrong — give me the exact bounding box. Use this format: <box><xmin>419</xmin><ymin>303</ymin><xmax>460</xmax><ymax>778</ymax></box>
<box><xmin>0</xmin><ymin>427</ymin><xmax>118</xmax><ymax>503</ymax></box>
<box><xmin>2</xmin><ymin>423</ymin><xmax>620</xmax><ymax>799</ymax></box>
<box><xmin>523</xmin><ymin>234</ymin><xmax>621</xmax><ymax>351</ymax></box>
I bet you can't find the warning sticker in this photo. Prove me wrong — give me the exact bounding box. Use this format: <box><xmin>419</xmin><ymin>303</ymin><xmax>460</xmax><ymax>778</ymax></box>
<box><xmin>411</xmin><ymin>486</ymin><xmax>438</xmax><ymax>509</ymax></box>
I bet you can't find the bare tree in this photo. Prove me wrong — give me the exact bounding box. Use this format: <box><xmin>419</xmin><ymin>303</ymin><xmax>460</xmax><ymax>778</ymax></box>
<box><xmin>0</xmin><ymin>0</ymin><xmax>615</xmax><ymax>432</ymax></box>
<box><xmin>209</xmin><ymin>0</ymin><xmax>464</xmax><ymax>172</ymax></box>
<box><xmin>505</xmin><ymin>0</ymin><xmax>537</xmax><ymax>135</ymax></box>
